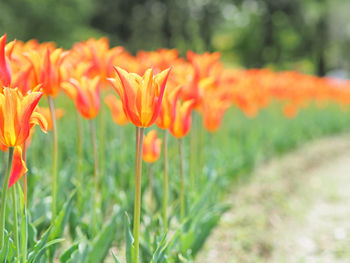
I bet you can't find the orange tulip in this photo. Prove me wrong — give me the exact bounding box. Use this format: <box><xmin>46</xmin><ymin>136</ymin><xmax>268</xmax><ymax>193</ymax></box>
<box><xmin>0</xmin><ymin>34</ymin><xmax>12</xmax><ymax>87</ymax></box>
<box><xmin>169</xmin><ymin>99</ymin><xmax>195</xmax><ymax>138</ymax></box>
<box><xmin>142</xmin><ymin>130</ymin><xmax>162</xmax><ymax>163</ymax></box>
<box><xmin>156</xmin><ymin>86</ymin><xmax>182</xmax><ymax>129</ymax></box>
<box><xmin>25</xmin><ymin>48</ymin><xmax>68</xmax><ymax>97</ymax></box>
<box><xmin>105</xmin><ymin>94</ymin><xmax>128</xmax><ymax>125</ymax></box>
<box><xmin>202</xmin><ymin>96</ymin><xmax>231</xmax><ymax>132</ymax></box>
<box><xmin>108</xmin><ymin>67</ymin><xmax>170</xmax><ymax>127</ymax></box>
<box><xmin>62</xmin><ymin>76</ymin><xmax>101</xmax><ymax>119</ymax></box>
<box><xmin>0</xmin><ymin>87</ymin><xmax>47</xmax><ymax>147</ymax></box>
<box><xmin>36</xmin><ymin>107</ymin><xmax>65</xmax><ymax>130</ymax></box>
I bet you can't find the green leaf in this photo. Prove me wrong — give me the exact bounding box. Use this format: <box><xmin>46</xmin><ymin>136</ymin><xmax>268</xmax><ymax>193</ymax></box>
<box><xmin>124</xmin><ymin>212</ymin><xmax>134</xmax><ymax>263</ymax></box>
<box><xmin>111</xmin><ymin>251</ymin><xmax>121</xmax><ymax>263</ymax></box>
<box><xmin>31</xmin><ymin>238</ymin><xmax>65</xmax><ymax>262</ymax></box>
<box><xmin>86</xmin><ymin>209</ymin><xmax>120</xmax><ymax>263</ymax></box>
<box><xmin>150</xmin><ymin>234</ymin><xmax>167</xmax><ymax>263</ymax></box>
<box><xmin>49</xmin><ymin>191</ymin><xmax>76</xmax><ymax>258</ymax></box>
<box><xmin>28</xmin><ymin>225</ymin><xmax>53</xmax><ymax>261</ymax></box>
<box><xmin>60</xmin><ymin>242</ymin><xmax>79</xmax><ymax>263</ymax></box>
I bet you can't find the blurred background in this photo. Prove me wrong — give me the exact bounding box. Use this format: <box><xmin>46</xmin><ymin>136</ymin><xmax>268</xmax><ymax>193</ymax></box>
<box><xmin>1</xmin><ymin>0</ymin><xmax>349</xmax><ymax>76</ymax></box>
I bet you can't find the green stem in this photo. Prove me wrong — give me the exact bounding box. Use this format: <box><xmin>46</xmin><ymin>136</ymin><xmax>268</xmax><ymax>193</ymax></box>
<box><xmin>76</xmin><ymin>112</ymin><xmax>83</xmax><ymax>206</ymax></box>
<box><xmin>133</xmin><ymin>127</ymin><xmax>144</xmax><ymax>263</ymax></box>
<box><xmin>148</xmin><ymin>164</ymin><xmax>154</xmax><ymax>211</ymax></box>
<box><xmin>48</xmin><ymin>96</ymin><xmax>58</xmax><ymax>222</ymax></box>
<box><xmin>11</xmin><ymin>186</ymin><xmax>19</xmax><ymax>262</ymax></box>
<box><xmin>0</xmin><ymin>146</ymin><xmax>14</xmax><ymax>250</ymax></box>
<box><xmin>22</xmin><ymin>141</ymin><xmax>27</xmax><ymax>208</ymax></box>
<box><xmin>178</xmin><ymin>138</ymin><xmax>185</xmax><ymax>223</ymax></box>
<box><xmin>18</xmin><ymin>184</ymin><xmax>27</xmax><ymax>263</ymax></box>
<box><xmin>89</xmin><ymin>119</ymin><xmax>99</xmax><ymax>234</ymax></box>
<box><xmin>162</xmin><ymin>129</ymin><xmax>168</xmax><ymax>231</ymax></box>
<box><xmin>99</xmin><ymin>99</ymin><xmax>105</xmax><ymax>178</ymax></box>
<box><xmin>189</xmin><ymin>112</ymin><xmax>196</xmax><ymax>191</ymax></box>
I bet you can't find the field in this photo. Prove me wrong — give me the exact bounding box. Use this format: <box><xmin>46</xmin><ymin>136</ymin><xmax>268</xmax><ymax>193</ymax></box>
<box><xmin>1</xmin><ymin>35</ymin><xmax>350</xmax><ymax>263</ymax></box>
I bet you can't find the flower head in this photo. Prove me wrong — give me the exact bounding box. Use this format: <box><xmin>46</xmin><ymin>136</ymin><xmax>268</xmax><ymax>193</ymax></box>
<box><xmin>105</xmin><ymin>94</ymin><xmax>128</xmax><ymax>125</ymax></box>
<box><xmin>0</xmin><ymin>88</ymin><xmax>47</xmax><ymax>147</ymax></box>
<box><xmin>25</xmin><ymin>48</ymin><xmax>68</xmax><ymax>97</ymax></box>
<box><xmin>142</xmin><ymin>130</ymin><xmax>162</xmax><ymax>163</ymax></box>
<box><xmin>0</xmin><ymin>34</ymin><xmax>12</xmax><ymax>87</ymax></box>
<box><xmin>169</xmin><ymin>99</ymin><xmax>195</xmax><ymax>138</ymax></box>
<box><xmin>62</xmin><ymin>76</ymin><xmax>100</xmax><ymax>119</ymax></box>
<box><xmin>156</xmin><ymin>85</ymin><xmax>182</xmax><ymax>129</ymax></box>
<box><xmin>108</xmin><ymin>66</ymin><xmax>170</xmax><ymax>127</ymax></box>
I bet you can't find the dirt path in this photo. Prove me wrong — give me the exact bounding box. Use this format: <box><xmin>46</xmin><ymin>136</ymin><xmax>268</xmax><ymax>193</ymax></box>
<box><xmin>196</xmin><ymin>133</ymin><xmax>350</xmax><ymax>263</ymax></box>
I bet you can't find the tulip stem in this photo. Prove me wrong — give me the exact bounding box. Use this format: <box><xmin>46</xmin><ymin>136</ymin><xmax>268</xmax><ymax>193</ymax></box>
<box><xmin>133</xmin><ymin>127</ymin><xmax>144</xmax><ymax>263</ymax></box>
<box><xmin>99</xmin><ymin>99</ymin><xmax>105</xmax><ymax>179</ymax></box>
<box><xmin>148</xmin><ymin>164</ymin><xmax>154</xmax><ymax>211</ymax></box>
<box><xmin>189</xmin><ymin>112</ymin><xmax>196</xmax><ymax>191</ymax></box>
<box><xmin>162</xmin><ymin>129</ymin><xmax>168</xmax><ymax>231</ymax></box>
<box><xmin>178</xmin><ymin>138</ymin><xmax>185</xmax><ymax>223</ymax></box>
<box><xmin>48</xmin><ymin>96</ymin><xmax>58</xmax><ymax>222</ymax></box>
<box><xmin>22</xmin><ymin>141</ymin><xmax>27</xmax><ymax>208</ymax></box>
<box><xmin>0</xmin><ymin>146</ymin><xmax>14</xmax><ymax>250</ymax></box>
<box><xmin>89</xmin><ymin>119</ymin><xmax>99</xmax><ymax>234</ymax></box>
<box><xmin>11</xmin><ymin>186</ymin><xmax>20</xmax><ymax>262</ymax></box>
<box><xmin>18</xmin><ymin>184</ymin><xmax>27</xmax><ymax>263</ymax></box>
<box><xmin>76</xmin><ymin>112</ymin><xmax>84</xmax><ymax>206</ymax></box>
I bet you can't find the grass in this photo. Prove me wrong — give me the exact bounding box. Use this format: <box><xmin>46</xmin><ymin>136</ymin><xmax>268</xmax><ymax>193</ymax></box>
<box><xmin>8</xmin><ymin>94</ymin><xmax>350</xmax><ymax>262</ymax></box>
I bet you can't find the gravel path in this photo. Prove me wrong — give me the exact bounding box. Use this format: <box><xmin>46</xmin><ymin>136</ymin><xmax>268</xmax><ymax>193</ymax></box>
<box><xmin>196</xmin><ymin>133</ymin><xmax>350</xmax><ymax>263</ymax></box>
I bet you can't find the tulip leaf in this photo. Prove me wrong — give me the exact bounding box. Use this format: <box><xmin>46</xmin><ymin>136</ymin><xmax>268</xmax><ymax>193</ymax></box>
<box><xmin>124</xmin><ymin>212</ymin><xmax>134</xmax><ymax>263</ymax></box>
<box><xmin>31</xmin><ymin>238</ymin><xmax>65</xmax><ymax>263</ymax></box>
<box><xmin>60</xmin><ymin>242</ymin><xmax>79</xmax><ymax>263</ymax></box>
<box><xmin>86</xmin><ymin>208</ymin><xmax>120</xmax><ymax>263</ymax></box>
<box><xmin>112</xmin><ymin>251</ymin><xmax>121</xmax><ymax>263</ymax></box>
<box><xmin>49</xmin><ymin>191</ymin><xmax>76</xmax><ymax>259</ymax></box>
<box><xmin>150</xmin><ymin>234</ymin><xmax>167</xmax><ymax>263</ymax></box>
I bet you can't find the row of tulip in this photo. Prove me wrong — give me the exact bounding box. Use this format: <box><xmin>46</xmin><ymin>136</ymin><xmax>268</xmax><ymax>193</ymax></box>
<box><xmin>0</xmin><ymin>33</ymin><xmax>350</xmax><ymax>262</ymax></box>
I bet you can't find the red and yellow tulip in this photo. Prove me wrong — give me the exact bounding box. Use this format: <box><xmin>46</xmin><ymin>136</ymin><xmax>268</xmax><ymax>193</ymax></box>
<box><xmin>105</xmin><ymin>94</ymin><xmax>128</xmax><ymax>125</ymax></box>
<box><xmin>62</xmin><ymin>76</ymin><xmax>101</xmax><ymax>119</ymax></box>
<box><xmin>142</xmin><ymin>130</ymin><xmax>162</xmax><ymax>163</ymax></box>
<box><xmin>108</xmin><ymin>67</ymin><xmax>170</xmax><ymax>127</ymax></box>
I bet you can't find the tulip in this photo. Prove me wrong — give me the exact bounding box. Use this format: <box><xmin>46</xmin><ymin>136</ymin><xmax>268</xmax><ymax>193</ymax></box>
<box><xmin>62</xmin><ymin>76</ymin><xmax>101</xmax><ymax>119</ymax></box>
<box><xmin>108</xmin><ymin>66</ymin><xmax>171</xmax><ymax>127</ymax></box>
<box><xmin>25</xmin><ymin>47</ymin><xmax>67</xmax><ymax>221</ymax></box>
<box><xmin>109</xmin><ymin>66</ymin><xmax>170</xmax><ymax>263</ymax></box>
<box><xmin>0</xmin><ymin>34</ymin><xmax>11</xmax><ymax>87</ymax></box>
<box><xmin>169</xmin><ymin>100</ymin><xmax>195</xmax><ymax>139</ymax></box>
<box><xmin>168</xmin><ymin>99</ymin><xmax>195</xmax><ymax>222</ymax></box>
<box><xmin>105</xmin><ymin>94</ymin><xmax>128</xmax><ymax>126</ymax></box>
<box><xmin>0</xmin><ymin>87</ymin><xmax>47</xmax><ymax>251</ymax></box>
<box><xmin>142</xmin><ymin>130</ymin><xmax>161</xmax><ymax>163</ymax></box>
<box><xmin>63</xmin><ymin>75</ymin><xmax>101</xmax><ymax>233</ymax></box>
<box><xmin>156</xmin><ymin>85</ymin><xmax>181</xmax><ymax>230</ymax></box>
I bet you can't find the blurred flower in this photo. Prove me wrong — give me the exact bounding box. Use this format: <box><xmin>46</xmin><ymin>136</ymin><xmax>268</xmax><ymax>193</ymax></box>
<box><xmin>36</xmin><ymin>107</ymin><xmax>65</xmax><ymax>130</ymax></box>
<box><xmin>0</xmin><ymin>34</ymin><xmax>12</xmax><ymax>87</ymax></box>
<box><xmin>62</xmin><ymin>76</ymin><xmax>101</xmax><ymax>119</ymax></box>
<box><xmin>0</xmin><ymin>87</ymin><xmax>47</xmax><ymax>147</ymax></box>
<box><xmin>142</xmin><ymin>130</ymin><xmax>162</xmax><ymax>163</ymax></box>
<box><xmin>25</xmin><ymin>48</ymin><xmax>68</xmax><ymax>97</ymax></box>
<box><xmin>105</xmin><ymin>94</ymin><xmax>128</xmax><ymax>125</ymax></box>
<box><xmin>108</xmin><ymin>67</ymin><xmax>170</xmax><ymax>127</ymax></box>
<box><xmin>169</xmin><ymin>100</ymin><xmax>195</xmax><ymax>138</ymax></box>
<box><xmin>156</xmin><ymin>86</ymin><xmax>182</xmax><ymax>129</ymax></box>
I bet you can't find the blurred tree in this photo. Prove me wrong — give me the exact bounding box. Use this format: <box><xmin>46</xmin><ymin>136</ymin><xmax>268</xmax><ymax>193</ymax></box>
<box><xmin>0</xmin><ymin>0</ymin><xmax>349</xmax><ymax>75</ymax></box>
